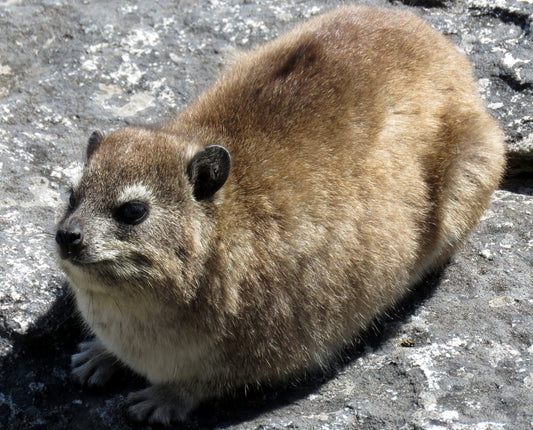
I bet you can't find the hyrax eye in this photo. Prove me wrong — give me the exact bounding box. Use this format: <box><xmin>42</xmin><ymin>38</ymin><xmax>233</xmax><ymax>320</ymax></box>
<box><xmin>68</xmin><ymin>190</ymin><xmax>77</xmax><ymax>210</ymax></box>
<box><xmin>114</xmin><ymin>201</ymin><xmax>149</xmax><ymax>225</ymax></box>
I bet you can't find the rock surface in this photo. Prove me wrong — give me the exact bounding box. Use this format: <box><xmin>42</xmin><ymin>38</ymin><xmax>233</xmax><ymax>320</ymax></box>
<box><xmin>0</xmin><ymin>0</ymin><xmax>531</xmax><ymax>429</ymax></box>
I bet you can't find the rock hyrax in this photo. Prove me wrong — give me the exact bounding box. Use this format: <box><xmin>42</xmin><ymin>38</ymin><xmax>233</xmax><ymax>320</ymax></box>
<box><xmin>56</xmin><ymin>5</ymin><xmax>505</xmax><ymax>425</ymax></box>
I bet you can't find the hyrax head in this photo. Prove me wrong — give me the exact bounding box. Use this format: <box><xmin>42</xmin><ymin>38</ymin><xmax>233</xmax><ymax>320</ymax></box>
<box><xmin>56</xmin><ymin>129</ymin><xmax>231</xmax><ymax>301</ymax></box>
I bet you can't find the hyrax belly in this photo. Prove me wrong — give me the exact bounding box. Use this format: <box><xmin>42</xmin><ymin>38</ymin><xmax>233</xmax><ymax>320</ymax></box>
<box><xmin>56</xmin><ymin>5</ymin><xmax>505</xmax><ymax>424</ymax></box>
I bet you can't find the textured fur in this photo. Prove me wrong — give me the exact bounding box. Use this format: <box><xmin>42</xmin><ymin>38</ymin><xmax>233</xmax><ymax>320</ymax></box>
<box><xmin>56</xmin><ymin>6</ymin><xmax>505</xmax><ymax>424</ymax></box>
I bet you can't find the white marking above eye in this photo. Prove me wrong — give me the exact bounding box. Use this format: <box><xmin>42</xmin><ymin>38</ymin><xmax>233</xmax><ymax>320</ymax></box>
<box><xmin>117</xmin><ymin>183</ymin><xmax>155</xmax><ymax>206</ymax></box>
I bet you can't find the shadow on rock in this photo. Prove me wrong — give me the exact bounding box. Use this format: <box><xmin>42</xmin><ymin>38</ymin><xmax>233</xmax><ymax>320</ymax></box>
<box><xmin>502</xmin><ymin>171</ymin><xmax>533</xmax><ymax>196</ymax></box>
<box><xmin>389</xmin><ymin>0</ymin><xmax>448</xmax><ymax>8</ymax></box>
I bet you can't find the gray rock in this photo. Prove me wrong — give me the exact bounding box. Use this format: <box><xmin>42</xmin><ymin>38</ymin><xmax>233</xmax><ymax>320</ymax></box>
<box><xmin>0</xmin><ymin>0</ymin><xmax>531</xmax><ymax>429</ymax></box>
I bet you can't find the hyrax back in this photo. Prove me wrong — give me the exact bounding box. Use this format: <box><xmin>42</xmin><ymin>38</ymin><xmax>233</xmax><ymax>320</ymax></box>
<box><xmin>56</xmin><ymin>6</ymin><xmax>505</xmax><ymax>424</ymax></box>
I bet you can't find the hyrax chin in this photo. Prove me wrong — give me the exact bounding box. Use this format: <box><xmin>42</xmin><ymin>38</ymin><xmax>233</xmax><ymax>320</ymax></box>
<box><xmin>56</xmin><ymin>5</ymin><xmax>504</xmax><ymax>425</ymax></box>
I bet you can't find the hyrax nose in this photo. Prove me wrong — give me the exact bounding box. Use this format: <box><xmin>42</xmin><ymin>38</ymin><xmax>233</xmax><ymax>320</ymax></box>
<box><xmin>56</xmin><ymin>218</ymin><xmax>84</xmax><ymax>259</ymax></box>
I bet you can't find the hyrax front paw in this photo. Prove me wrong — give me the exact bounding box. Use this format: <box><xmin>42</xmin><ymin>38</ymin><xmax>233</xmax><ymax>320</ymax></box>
<box><xmin>127</xmin><ymin>384</ymin><xmax>196</xmax><ymax>425</ymax></box>
<box><xmin>71</xmin><ymin>339</ymin><xmax>120</xmax><ymax>387</ymax></box>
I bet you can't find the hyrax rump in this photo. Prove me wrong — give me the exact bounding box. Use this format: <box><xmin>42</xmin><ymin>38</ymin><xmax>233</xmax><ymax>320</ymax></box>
<box><xmin>56</xmin><ymin>5</ymin><xmax>505</xmax><ymax>424</ymax></box>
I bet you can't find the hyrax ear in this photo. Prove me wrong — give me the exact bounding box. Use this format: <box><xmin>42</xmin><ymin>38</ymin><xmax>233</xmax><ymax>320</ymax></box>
<box><xmin>86</xmin><ymin>130</ymin><xmax>104</xmax><ymax>160</ymax></box>
<box><xmin>187</xmin><ymin>145</ymin><xmax>231</xmax><ymax>200</ymax></box>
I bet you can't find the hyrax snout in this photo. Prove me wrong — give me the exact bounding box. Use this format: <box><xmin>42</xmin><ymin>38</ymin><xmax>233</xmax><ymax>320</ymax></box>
<box><xmin>56</xmin><ymin>6</ymin><xmax>505</xmax><ymax>424</ymax></box>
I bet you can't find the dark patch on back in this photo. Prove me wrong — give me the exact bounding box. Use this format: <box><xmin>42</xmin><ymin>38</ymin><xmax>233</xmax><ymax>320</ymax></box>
<box><xmin>274</xmin><ymin>39</ymin><xmax>319</xmax><ymax>80</ymax></box>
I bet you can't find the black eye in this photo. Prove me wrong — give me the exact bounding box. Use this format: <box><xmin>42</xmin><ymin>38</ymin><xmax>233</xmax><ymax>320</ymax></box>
<box><xmin>68</xmin><ymin>190</ymin><xmax>77</xmax><ymax>210</ymax></box>
<box><xmin>114</xmin><ymin>201</ymin><xmax>149</xmax><ymax>225</ymax></box>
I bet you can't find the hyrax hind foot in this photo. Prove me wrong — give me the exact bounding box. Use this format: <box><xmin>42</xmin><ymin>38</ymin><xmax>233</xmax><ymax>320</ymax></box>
<box><xmin>127</xmin><ymin>384</ymin><xmax>196</xmax><ymax>425</ymax></box>
<box><xmin>71</xmin><ymin>339</ymin><xmax>120</xmax><ymax>387</ymax></box>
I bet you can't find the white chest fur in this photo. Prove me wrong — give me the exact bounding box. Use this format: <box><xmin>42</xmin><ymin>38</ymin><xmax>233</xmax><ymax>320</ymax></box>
<box><xmin>74</xmin><ymin>288</ymin><xmax>218</xmax><ymax>384</ymax></box>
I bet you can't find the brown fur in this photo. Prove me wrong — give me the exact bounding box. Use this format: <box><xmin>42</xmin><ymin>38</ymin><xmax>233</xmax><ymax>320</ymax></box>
<box><xmin>57</xmin><ymin>6</ymin><xmax>505</xmax><ymax>424</ymax></box>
